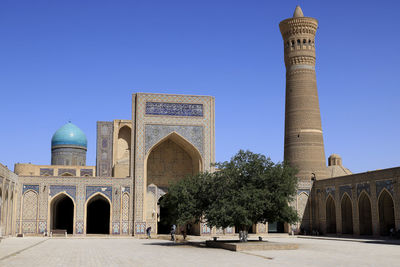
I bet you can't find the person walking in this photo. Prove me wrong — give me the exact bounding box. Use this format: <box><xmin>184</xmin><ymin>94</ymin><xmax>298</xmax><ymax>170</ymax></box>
<box><xmin>146</xmin><ymin>226</ymin><xmax>152</xmax><ymax>239</ymax></box>
<box><xmin>170</xmin><ymin>224</ymin><xmax>176</xmax><ymax>241</ymax></box>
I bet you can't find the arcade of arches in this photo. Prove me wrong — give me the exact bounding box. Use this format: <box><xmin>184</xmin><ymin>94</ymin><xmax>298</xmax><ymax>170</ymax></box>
<box><xmin>322</xmin><ymin>188</ymin><xmax>396</xmax><ymax>236</ymax></box>
<box><xmin>145</xmin><ymin>133</ymin><xmax>202</xmax><ymax>234</ymax></box>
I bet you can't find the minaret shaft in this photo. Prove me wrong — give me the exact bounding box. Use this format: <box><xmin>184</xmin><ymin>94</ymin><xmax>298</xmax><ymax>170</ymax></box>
<box><xmin>280</xmin><ymin>8</ymin><xmax>328</xmax><ymax>181</ymax></box>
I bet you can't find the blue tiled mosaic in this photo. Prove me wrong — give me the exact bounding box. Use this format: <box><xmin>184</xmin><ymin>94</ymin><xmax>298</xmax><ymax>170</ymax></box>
<box><xmin>23</xmin><ymin>184</ymin><xmax>39</xmax><ymax>194</ymax></box>
<box><xmin>357</xmin><ymin>183</ymin><xmax>371</xmax><ymax>198</ymax></box>
<box><xmin>376</xmin><ymin>180</ymin><xmax>394</xmax><ymax>197</ymax></box>
<box><xmin>58</xmin><ymin>168</ymin><xmax>76</xmax><ymax>176</ymax></box>
<box><xmin>339</xmin><ymin>185</ymin><xmax>352</xmax><ymax>198</ymax></box>
<box><xmin>122</xmin><ymin>186</ymin><xmax>130</xmax><ymax>194</ymax></box>
<box><xmin>113</xmin><ymin>222</ymin><xmax>120</xmax><ymax>234</ymax></box>
<box><xmin>298</xmin><ymin>189</ymin><xmax>310</xmax><ymax>195</ymax></box>
<box><xmin>50</xmin><ymin>185</ymin><xmax>76</xmax><ymax>200</ymax></box>
<box><xmin>135</xmin><ymin>222</ymin><xmax>146</xmax><ymax>234</ymax></box>
<box><xmin>325</xmin><ymin>186</ymin><xmax>335</xmax><ymax>199</ymax></box>
<box><xmin>76</xmin><ymin>221</ymin><xmax>84</xmax><ymax>234</ymax></box>
<box><xmin>145</xmin><ymin>102</ymin><xmax>203</xmax><ymax>117</ymax></box>
<box><xmin>40</xmin><ymin>168</ymin><xmax>54</xmax><ymax>176</ymax></box>
<box><xmin>86</xmin><ymin>186</ymin><xmax>112</xmax><ymax>201</ymax></box>
<box><xmin>80</xmin><ymin>169</ymin><xmax>93</xmax><ymax>177</ymax></box>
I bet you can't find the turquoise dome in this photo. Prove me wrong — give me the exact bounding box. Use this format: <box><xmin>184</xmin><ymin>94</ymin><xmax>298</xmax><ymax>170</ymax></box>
<box><xmin>51</xmin><ymin>122</ymin><xmax>87</xmax><ymax>148</ymax></box>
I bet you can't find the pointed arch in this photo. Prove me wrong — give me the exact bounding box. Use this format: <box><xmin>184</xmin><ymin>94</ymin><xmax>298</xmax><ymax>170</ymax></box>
<box><xmin>326</xmin><ymin>195</ymin><xmax>336</xmax><ymax>234</ymax></box>
<box><xmin>117</xmin><ymin>125</ymin><xmax>131</xmax><ymax>163</ymax></box>
<box><xmin>49</xmin><ymin>192</ymin><xmax>75</xmax><ymax>234</ymax></box>
<box><xmin>146</xmin><ymin>131</ymin><xmax>203</xmax><ymax>170</ymax></box>
<box><xmin>85</xmin><ymin>192</ymin><xmax>112</xmax><ymax>234</ymax></box>
<box><xmin>144</xmin><ymin>131</ymin><xmax>203</xmax><ymax>187</ymax></box>
<box><xmin>358</xmin><ymin>191</ymin><xmax>372</xmax><ymax>235</ymax></box>
<box><xmin>378</xmin><ymin>189</ymin><xmax>395</xmax><ymax>236</ymax></box>
<box><xmin>341</xmin><ymin>193</ymin><xmax>353</xmax><ymax>234</ymax></box>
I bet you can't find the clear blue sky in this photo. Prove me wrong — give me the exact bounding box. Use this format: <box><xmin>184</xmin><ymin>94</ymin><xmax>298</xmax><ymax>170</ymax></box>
<box><xmin>1</xmin><ymin>0</ymin><xmax>399</xmax><ymax>174</ymax></box>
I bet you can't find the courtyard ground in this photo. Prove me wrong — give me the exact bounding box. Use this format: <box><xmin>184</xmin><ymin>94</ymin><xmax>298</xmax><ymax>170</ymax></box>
<box><xmin>0</xmin><ymin>235</ymin><xmax>399</xmax><ymax>266</ymax></box>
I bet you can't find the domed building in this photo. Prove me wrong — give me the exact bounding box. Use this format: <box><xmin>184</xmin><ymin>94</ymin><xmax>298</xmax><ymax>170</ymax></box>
<box><xmin>51</xmin><ymin>122</ymin><xmax>88</xmax><ymax>166</ymax></box>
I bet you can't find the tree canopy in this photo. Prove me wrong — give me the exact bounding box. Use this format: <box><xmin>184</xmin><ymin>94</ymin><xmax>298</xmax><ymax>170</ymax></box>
<box><xmin>160</xmin><ymin>150</ymin><xmax>299</xmax><ymax>239</ymax></box>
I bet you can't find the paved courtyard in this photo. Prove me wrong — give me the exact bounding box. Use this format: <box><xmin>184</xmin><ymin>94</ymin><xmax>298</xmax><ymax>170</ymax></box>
<box><xmin>0</xmin><ymin>236</ymin><xmax>399</xmax><ymax>266</ymax></box>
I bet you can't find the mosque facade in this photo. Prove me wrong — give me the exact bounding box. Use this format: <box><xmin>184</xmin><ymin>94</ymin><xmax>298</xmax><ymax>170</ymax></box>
<box><xmin>0</xmin><ymin>6</ymin><xmax>399</xmax><ymax>238</ymax></box>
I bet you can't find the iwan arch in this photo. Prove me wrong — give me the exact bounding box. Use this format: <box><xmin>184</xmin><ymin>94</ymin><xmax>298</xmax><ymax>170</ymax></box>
<box><xmin>0</xmin><ymin>6</ymin><xmax>400</xmax><ymax>238</ymax></box>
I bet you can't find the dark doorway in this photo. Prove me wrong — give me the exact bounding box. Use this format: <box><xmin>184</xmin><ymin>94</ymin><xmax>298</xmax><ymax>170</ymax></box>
<box><xmin>268</xmin><ymin>222</ymin><xmax>284</xmax><ymax>233</ymax></box>
<box><xmin>378</xmin><ymin>190</ymin><xmax>395</xmax><ymax>236</ymax></box>
<box><xmin>341</xmin><ymin>194</ymin><xmax>353</xmax><ymax>234</ymax></box>
<box><xmin>157</xmin><ymin>195</ymin><xmax>171</xmax><ymax>234</ymax></box>
<box><xmin>358</xmin><ymin>192</ymin><xmax>372</xmax><ymax>235</ymax></box>
<box><xmin>51</xmin><ymin>194</ymin><xmax>74</xmax><ymax>234</ymax></box>
<box><xmin>86</xmin><ymin>195</ymin><xmax>110</xmax><ymax>234</ymax></box>
<box><xmin>326</xmin><ymin>196</ymin><xmax>336</xmax><ymax>234</ymax></box>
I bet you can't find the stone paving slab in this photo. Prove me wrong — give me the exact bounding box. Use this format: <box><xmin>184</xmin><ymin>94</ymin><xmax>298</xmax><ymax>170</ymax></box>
<box><xmin>0</xmin><ymin>236</ymin><xmax>399</xmax><ymax>266</ymax></box>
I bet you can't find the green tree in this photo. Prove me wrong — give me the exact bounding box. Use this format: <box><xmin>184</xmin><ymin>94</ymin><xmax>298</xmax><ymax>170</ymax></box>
<box><xmin>161</xmin><ymin>150</ymin><xmax>299</xmax><ymax>242</ymax></box>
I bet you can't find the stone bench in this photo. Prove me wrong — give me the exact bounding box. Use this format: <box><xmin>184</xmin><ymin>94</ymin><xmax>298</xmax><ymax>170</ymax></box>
<box><xmin>51</xmin><ymin>229</ymin><xmax>67</xmax><ymax>237</ymax></box>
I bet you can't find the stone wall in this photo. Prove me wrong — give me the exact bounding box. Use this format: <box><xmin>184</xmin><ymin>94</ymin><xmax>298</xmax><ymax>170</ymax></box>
<box><xmin>312</xmin><ymin>167</ymin><xmax>400</xmax><ymax>236</ymax></box>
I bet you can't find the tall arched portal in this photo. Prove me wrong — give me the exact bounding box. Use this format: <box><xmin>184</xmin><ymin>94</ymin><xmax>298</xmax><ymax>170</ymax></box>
<box><xmin>146</xmin><ymin>133</ymin><xmax>202</xmax><ymax>234</ymax></box>
<box><xmin>341</xmin><ymin>194</ymin><xmax>353</xmax><ymax>234</ymax></box>
<box><xmin>86</xmin><ymin>194</ymin><xmax>110</xmax><ymax>234</ymax></box>
<box><xmin>358</xmin><ymin>192</ymin><xmax>372</xmax><ymax>235</ymax></box>
<box><xmin>326</xmin><ymin>196</ymin><xmax>336</xmax><ymax>234</ymax></box>
<box><xmin>51</xmin><ymin>194</ymin><xmax>74</xmax><ymax>234</ymax></box>
<box><xmin>378</xmin><ymin>190</ymin><xmax>395</xmax><ymax>236</ymax></box>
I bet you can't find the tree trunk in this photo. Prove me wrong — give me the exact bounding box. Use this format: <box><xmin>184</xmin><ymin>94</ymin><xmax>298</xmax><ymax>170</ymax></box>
<box><xmin>238</xmin><ymin>228</ymin><xmax>248</xmax><ymax>242</ymax></box>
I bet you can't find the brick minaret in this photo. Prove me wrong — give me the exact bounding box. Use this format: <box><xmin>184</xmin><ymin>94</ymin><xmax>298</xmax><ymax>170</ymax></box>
<box><xmin>279</xmin><ymin>6</ymin><xmax>328</xmax><ymax>182</ymax></box>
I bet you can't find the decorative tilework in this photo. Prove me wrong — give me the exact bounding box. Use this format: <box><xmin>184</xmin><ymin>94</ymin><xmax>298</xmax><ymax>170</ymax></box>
<box><xmin>122</xmin><ymin>186</ymin><xmax>130</xmax><ymax>193</ymax></box>
<box><xmin>122</xmin><ymin>222</ymin><xmax>129</xmax><ymax>234</ymax></box>
<box><xmin>298</xmin><ymin>189</ymin><xmax>310</xmax><ymax>195</ymax></box>
<box><xmin>80</xmin><ymin>169</ymin><xmax>93</xmax><ymax>177</ymax></box>
<box><xmin>376</xmin><ymin>180</ymin><xmax>394</xmax><ymax>197</ymax></box>
<box><xmin>325</xmin><ymin>186</ymin><xmax>335</xmax><ymax>198</ymax></box>
<box><xmin>86</xmin><ymin>186</ymin><xmax>112</xmax><ymax>201</ymax></box>
<box><xmin>58</xmin><ymin>169</ymin><xmax>76</xmax><ymax>176</ymax></box>
<box><xmin>40</xmin><ymin>168</ymin><xmax>54</xmax><ymax>176</ymax></box>
<box><xmin>96</xmin><ymin>121</ymin><xmax>113</xmax><ymax>177</ymax></box>
<box><xmin>135</xmin><ymin>222</ymin><xmax>146</xmax><ymax>234</ymax></box>
<box><xmin>23</xmin><ymin>184</ymin><xmax>39</xmax><ymax>194</ymax></box>
<box><xmin>145</xmin><ymin>102</ymin><xmax>203</xmax><ymax>117</ymax></box>
<box><xmin>357</xmin><ymin>183</ymin><xmax>371</xmax><ymax>198</ymax></box>
<box><xmin>76</xmin><ymin>221</ymin><xmax>84</xmax><ymax>234</ymax></box>
<box><xmin>225</xmin><ymin>227</ymin><xmax>234</xmax><ymax>234</ymax></box>
<box><xmin>201</xmin><ymin>223</ymin><xmax>211</xmax><ymax>234</ymax></box>
<box><xmin>145</xmin><ymin>125</ymin><xmax>204</xmax><ymax>156</ymax></box>
<box><xmin>112</xmin><ymin>222</ymin><xmax>120</xmax><ymax>234</ymax></box>
<box><xmin>38</xmin><ymin>221</ymin><xmax>47</xmax><ymax>233</ymax></box>
<box><xmin>339</xmin><ymin>185</ymin><xmax>352</xmax><ymax>199</ymax></box>
<box><xmin>49</xmin><ymin>185</ymin><xmax>76</xmax><ymax>200</ymax></box>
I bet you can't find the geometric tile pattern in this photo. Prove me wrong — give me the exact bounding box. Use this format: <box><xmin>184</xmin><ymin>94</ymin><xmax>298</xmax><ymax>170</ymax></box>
<box><xmin>325</xmin><ymin>186</ymin><xmax>335</xmax><ymax>199</ymax></box>
<box><xmin>145</xmin><ymin>102</ymin><xmax>203</xmax><ymax>117</ymax></box>
<box><xmin>22</xmin><ymin>184</ymin><xmax>39</xmax><ymax>194</ymax></box>
<box><xmin>49</xmin><ymin>185</ymin><xmax>76</xmax><ymax>200</ymax></box>
<box><xmin>22</xmin><ymin>190</ymin><xmax>38</xmax><ymax>233</ymax></box>
<box><xmin>376</xmin><ymin>180</ymin><xmax>394</xmax><ymax>197</ymax></box>
<box><xmin>357</xmin><ymin>183</ymin><xmax>371</xmax><ymax>198</ymax></box>
<box><xmin>86</xmin><ymin>186</ymin><xmax>112</xmax><ymax>201</ymax></box>
<box><xmin>339</xmin><ymin>185</ymin><xmax>352</xmax><ymax>199</ymax></box>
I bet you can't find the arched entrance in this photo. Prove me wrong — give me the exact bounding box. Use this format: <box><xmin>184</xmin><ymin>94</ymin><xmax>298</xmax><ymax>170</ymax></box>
<box><xmin>146</xmin><ymin>132</ymin><xmax>202</xmax><ymax>234</ymax></box>
<box><xmin>157</xmin><ymin>195</ymin><xmax>172</xmax><ymax>234</ymax></box>
<box><xmin>86</xmin><ymin>194</ymin><xmax>111</xmax><ymax>234</ymax></box>
<box><xmin>378</xmin><ymin>190</ymin><xmax>395</xmax><ymax>236</ymax></box>
<box><xmin>358</xmin><ymin>192</ymin><xmax>372</xmax><ymax>235</ymax></box>
<box><xmin>51</xmin><ymin>193</ymin><xmax>74</xmax><ymax>234</ymax></box>
<box><xmin>341</xmin><ymin>194</ymin><xmax>353</xmax><ymax>234</ymax></box>
<box><xmin>326</xmin><ymin>196</ymin><xmax>336</xmax><ymax>234</ymax></box>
